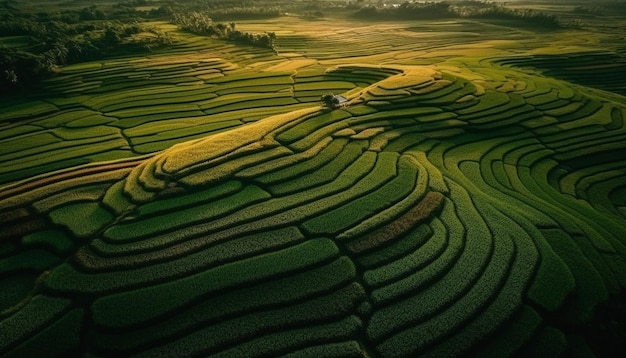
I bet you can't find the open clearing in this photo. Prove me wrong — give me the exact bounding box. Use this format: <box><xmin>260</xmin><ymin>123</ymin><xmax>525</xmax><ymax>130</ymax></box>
<box><xmin>1</xmin><ymin>2</ymin><xmax>626</xmax><ymax>357</ymax></box>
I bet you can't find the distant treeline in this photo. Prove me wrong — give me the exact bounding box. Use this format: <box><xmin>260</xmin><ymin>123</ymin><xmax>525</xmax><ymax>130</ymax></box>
<box><xmin>0</xmin><ymin>1</ymin><xmax>171</xmax><ymax>93</ymax></box>
<box><xmin>0</xmin><ymin>0</ymin><xmax>282</xmax><ymax>93</ymax></box>
<box><xmin>171</xmin><ymin>11</ymin><xmax>277</xmax><ymax>50</ymax></box>
<box><xmin>155</xmin><ymin>0</ymin><xmax>282</xmax><ymax>20</ymax></box>
<box><xmin>352</xmin><ymin>1</ymin><xmax>561</xmax><ymax>29</ymax></box>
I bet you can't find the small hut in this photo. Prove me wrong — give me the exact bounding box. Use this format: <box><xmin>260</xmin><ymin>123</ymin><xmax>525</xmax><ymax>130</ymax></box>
<box><xmin>321</xmin><ymin>93</ymin><xmax>349</xmax><ymax>109</ymax></box>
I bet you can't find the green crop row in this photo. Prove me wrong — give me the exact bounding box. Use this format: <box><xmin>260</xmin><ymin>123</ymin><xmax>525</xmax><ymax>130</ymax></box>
<box><xmin>206</xmin><ymin>71</ymin><xmax>293</xmax><ymax>85</ymax></box>
<box><xmin>136</xmin><ymin>159</ymin><xmax>166</xmax><ymax>193</ymax></box>
<box><xmin>122</xmin><ymin>161</ymin><xmax>157</xmax><ymax>203</ymax></box>
<box><xmin>367</xmin><ymin>211</ymin><xmax>459</xmax><ymax>307</ymax></box>
<box><xmin>584</xmin><ymin>174</ymin><xmax>625</xmax><ymax>215</ymax></box>
<box><xmin>0</xmin><ymin>125</ymin><xmax>42</xmax><ymax>142</ymax></box>
<box><xmin>99</xmin><ymin>92</ymin><xmax>219</xmax><ymax>113</ymax></box>
<box><xmin>286</xmin><ymin>121</ymin><xmax>351</xmax><ymax>153</ymax></box>
<box><xmin>0</xmin><ymin>160</ymin><xmax>132</xmax><ymax>209</ymax></box>
<box><xmin>208</xmin><ymin>151</ymin><xmax>379</xmax><ymax>231</ymax></box>
<box><xmin>303</xmin><ymin>153</ymin><xmax>418</xmax><ymax>236</ymax></box>
<box><xmin>50</xmin><ymin>227</ymin><xmax>311</xmax><ymax>296</ymax></box>
<box><xmin>362</xmin><ymin>216</ymin><xmax>446</xmax><ymax>289</ymax></box>
<box><xmin>357</xmin><ymin>224</ymin><xmax>433</xmax><ymax>269</ymax></box>
<box><xmin>524</xmin><ymin>162</ymin><xmax>626</xmax><ymax>254</ymax></box>
<box><xmin>550</xmin><ymin>129</ymin><xmax>624</xmax><ymax>156</ymax></box>
<box><xmin>337</xmin><ymin>155</ymin><xmax>434</xmax><ymax>251</ymax></box>
<box><xmin>128</xmin><ymin>283</ymin><xmax>361</xmax><ymax>357</ymax></box>
<box><xmin>278</xmin><ymin>341</ymin><xmax>366</xmax><ymax>358</ymax></box>
<box><xmin>337</xmin><ymin>153</ymin><xmax>432</xmax><ymax>246</ymax></box>
<box><xmin>372</xmin><ymin>201</ymin><xmax>515</xmax><ymax>357</ymax></box>
<box><xmin>237</xmin><ymin>137</ymin><xmax>334</xmax><ymax>181</ymax></box>
<box><xmin>127</xmin><ymin>120</ymin><xmax>241</xmax><ymax>147</ymax></box>
<box><xmin>2</xmin><ymin>308</ymin><xmax>83</xmax><ymax>358</ymax></box>
<box><xmin>255</xmin><ymin>138</ymin><xmax>346</xmax><ymax>186</ymax></box>
<box><xmin>102</xmin><ymin>185</ymin><xmax>270</xmax><ymax>244</ymax></box>
<box><xmin>368</xmin><ymin>181</ymin><xmax>495</xmax><ymax>341</ymax></box>
<box><xmin>295</xmin><ymin>151</ymin><xmax>396</xmax><ymax>229</ymax></box>
<box><xmin>123</xmin><ymin>115</ymin><xmax>237</xmax><ymax>138</ymax></box>
<box><xmin>84</xmin><ymin>84</ymin><xmax>213</xmax><ymax>110</ymax></box>
<box><xmin>472</xmin><ymin>305</ymin><xmax>542</xmax><ymax>358</ymax></box>
<box><xmin>266</xmin><ymin>140</ymin><xmax>368</xmax><ymax>196</ymax></box>
<box><xmin>558</xmin><ymin>161</ymin><xmax>625</xmax><ymax>198</ymax></box>
<box><xmin>605</xmin><ymin>106</ymin><xmax>624</xmax><ymax>131</ymax></box>
<box><xmin>32</xmin><ymin>182</ymin><xmax>111</xmax><ymax>213</ymax></box>
<box><xmin>458</xmin><ymin>93</ymin><xmax>526</xmax><ymax>122</ymax></box>
<box><xmin>20</xmin><ymin>229</ymin><xmax>73</xmax><ymax>256</ymax></box>
<box><xmin>90</xmin><ymin>238</ymin><xmax>340</xmax><ymax>328</ymax></box>
<box><xmin>203</xmin><ymin>96</ymin><xmax>300</xmax><ymax>115</ymax></box>
<box><xmin>0</xmin><ymin>101</ymin><xmax>58</xmax><ymax>122</ymax></box>
<box><xmin>179</xmin><ymin>145</ymin><xmax>293</xmax><ymax>187</ymax></box>
<box><xmin>48</xmin><ymin>201</ymin><xmax>114</xmax><ymax>239</ymax></box>
<box><xmin>541</xmin><ymin>228</ymin><xmax>609</xmax><ymax>322</ymax></box>
<box><xmin>206</xmin><ymin>316</ymin><xmax>362</xmax><ymax>358</ymax></box>
<box><xmin>0</xmin><ymin>249</ymin><xmax>60</xmax><ymax>276</ymax></box>
<box><xmin>427</xmin><ymin>201</ymin><xmax>542</xmax><ymax>358</ymax></box>
<box><xmin>0</xmin><ymin>133</ymin><xmax>62</xmax><ymax>159</ymax></box>
<box><xmin>107</xmin><ymin>103</ymin><xmax>201</xmax><ymax>120</ymax></box>
<box><xmin>199</xmin><ymin>153</ymin><xmax>382</xmax><ymax>239</ymax></box>
<box><xmin>350</xmin><ymin>107</ymin><xmax>443</xmax><ymax>127</ymax></box>
<box><xmin>556</xmin><ymin>98</ymin><xmax>603</xmax><ymax>123</ymax></box>
<box><xmin>137</xmin><ymin>180</ymin><xmax>242</xmax><ymax>217</ymax></box>
<box><xmin>455</xmin><ymin>90</ymin><xmax>511</xmax><ymax>116</ymax></box>
<box><xmin>88</xmin><ymin>261</ymin><xmax>359</xmax><ymax>354</ymax></box>
<box><xmin>198</xmin><ymin>92</ymin><xmax>292</xmax><ymax>111</ymax></box>
<box><xmin>276</xmin><ymin>110</ymin><xmax>352</xmax><ymax>144</ymax></box>
<box><xmin>0</xmin><ymin>295</ymin><xmax>71</xmax><ymax>354</ymax></box>
<box><xmin>1</xmin><ymin>136</ymin><xmax>129</xmax><ymax>175</ymax></box>
<box><xmin>458</xmin><ymin>157</ymin><xmax>557</xmax><ymax>230</ymax></box>
<box><xmin>493</xmin><ymin>161</ymin><xmax>585</xmax><ymax>235</ymax></box>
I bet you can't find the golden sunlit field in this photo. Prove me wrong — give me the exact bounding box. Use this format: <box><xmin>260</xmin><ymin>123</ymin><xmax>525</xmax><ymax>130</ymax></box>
<box><xmin>1</xmin><ymin>0</ymin><xmax>626</xmax><ymax>357</ymax></box>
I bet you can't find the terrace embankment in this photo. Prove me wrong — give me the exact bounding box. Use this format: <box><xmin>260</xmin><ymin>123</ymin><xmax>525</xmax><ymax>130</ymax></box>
<box><xmin>1</xmin><ymin>64</ymin><xmax>625</xmax><ymax>357</ymax></box>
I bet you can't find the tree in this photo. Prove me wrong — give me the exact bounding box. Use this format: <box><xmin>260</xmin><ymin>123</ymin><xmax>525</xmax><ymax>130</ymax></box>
<box><xmin>321</xmin><ymin>93</ymin><xmax>340</xmax><ymax>108</ymax></box>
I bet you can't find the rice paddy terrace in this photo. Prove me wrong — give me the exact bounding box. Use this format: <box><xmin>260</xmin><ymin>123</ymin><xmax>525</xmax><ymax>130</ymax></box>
<box><xmin>1</xmin><ymin>12</ymin><xmax>626</xmax><ymax>358</ymax></box>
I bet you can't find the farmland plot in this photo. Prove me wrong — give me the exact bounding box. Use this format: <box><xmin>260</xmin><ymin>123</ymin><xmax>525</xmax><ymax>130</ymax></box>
<box><xmin>1</xmin><ymin>11</ymin><xmax>626</xmax><ymax>358</ymax></box>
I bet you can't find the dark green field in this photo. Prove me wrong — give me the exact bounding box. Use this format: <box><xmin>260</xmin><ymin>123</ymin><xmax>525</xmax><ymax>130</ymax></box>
<box><xmin>1</xmin><ymin>0</ymin><xmax>626</xmax><ymax>357</ymax></box>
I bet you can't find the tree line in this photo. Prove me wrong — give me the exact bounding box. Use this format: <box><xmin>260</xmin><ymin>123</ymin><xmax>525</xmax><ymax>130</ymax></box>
<box><xmin>171</xmin><ymin>11</ymin><xmax>277</xmax><ymax>50</ymax></box>
<box><xmin>352</xmin><ymin>1</ymin><xmax>561</xmax><ymax>29</ymax></box>
<box><xmin>0</xmin><ymin>1</ymin><xmax>171</xmax><ymax>93</ymax></box>
<box><xmin>0</xmin><ymin>0</ymin><xmax>286</xmax><ymax>93</ymax></box>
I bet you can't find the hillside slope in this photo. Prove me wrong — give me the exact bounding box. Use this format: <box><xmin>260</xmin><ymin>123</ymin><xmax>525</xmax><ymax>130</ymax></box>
<box><xmin>1</xmin><ymin>65</ymin><xmax>625</xmax><ymax>357</ymax></box>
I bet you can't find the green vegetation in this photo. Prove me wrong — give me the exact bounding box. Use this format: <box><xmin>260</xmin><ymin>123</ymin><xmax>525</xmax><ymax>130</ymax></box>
<box><xmin>352</xmin><ymin>0</ymin><xmax>561</xmax><ymax>28</ymax></box>
<box><xmin>1</xmin><ymin>1</ymin><xmax>626</xmax><ymax>357</ymax></box>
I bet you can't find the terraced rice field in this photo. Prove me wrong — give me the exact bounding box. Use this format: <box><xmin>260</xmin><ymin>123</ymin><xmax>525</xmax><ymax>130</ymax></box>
<box><xmin>1</xmin><ymin>13</ymin><xmax>626</xmax><ymax>358</ymax></box>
